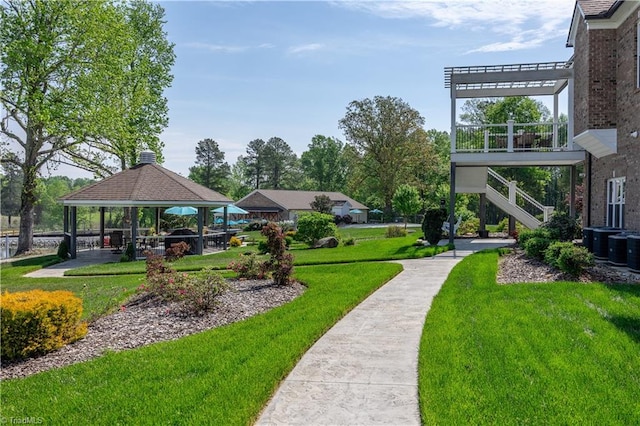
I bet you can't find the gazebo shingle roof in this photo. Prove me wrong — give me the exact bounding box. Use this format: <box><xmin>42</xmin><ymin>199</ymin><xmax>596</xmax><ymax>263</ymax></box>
<box><xmin>60</xmin><ymin>162</ymin><xmax>232</xmax><ymax>206</ymax></box>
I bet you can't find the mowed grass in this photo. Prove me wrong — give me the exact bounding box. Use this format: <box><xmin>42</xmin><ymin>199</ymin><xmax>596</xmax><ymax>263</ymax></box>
<box><xmin>1</xmin><ymin>257</ymin><xmax>142</xmax><ymax>320</ymax></box>
<box><xmin>66</xmin><ymin>231</ymin><xmax>444</xmax><ymax>276</ymax></box>
<box><xmin>419</xmin><ymin>250</ymin><xmax>640</xmax><ymax>424</ymax></box>
<box><xmin>1</xmin><ymin>262</ymin><xmax>402</xmax><ymax>425</ymax></box>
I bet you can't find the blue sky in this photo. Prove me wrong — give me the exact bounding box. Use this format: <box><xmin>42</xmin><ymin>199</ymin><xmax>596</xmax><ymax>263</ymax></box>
<box><xmin>81</xmin><ymin>0</ymin><xmax>578</xmax><ymax>178</ymax></box>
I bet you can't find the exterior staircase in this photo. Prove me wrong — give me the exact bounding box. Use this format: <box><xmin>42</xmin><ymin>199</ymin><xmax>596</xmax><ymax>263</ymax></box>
<box><xmin>485</xmin><ymin>168</ymin><xmax>554</xmax><ymax>229</ymax></box>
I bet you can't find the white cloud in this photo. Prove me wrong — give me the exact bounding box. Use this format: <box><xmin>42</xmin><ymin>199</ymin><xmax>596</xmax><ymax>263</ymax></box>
<box><xmin>288</xmin><ymin>43</ymin><xmax>325</xmax><ymax>54</ymax></box>
<box><xmin>183</xmin><ymin>42</ymin><xmax>274</xmax><ymax>54</ymax></box>
<box><xmin>333</xmin><ymin>0</ymin><xmax>576</xmax><ymax>53</ymax></box>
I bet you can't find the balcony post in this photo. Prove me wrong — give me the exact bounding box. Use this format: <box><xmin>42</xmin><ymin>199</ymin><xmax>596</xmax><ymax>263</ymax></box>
<box><xmin>507</xmin><ymin>119</ymin><xmax>514</xmax><ymax>152</ymax></box>
<box><xmin>450</xmin><ymin>82</ymin><xmax>457</xmax><ymax>154</ymax></box>
<box><xmin>484</xmin><ymin>129</ymin><xmax>489</xmax><ymax>152</ymax></box>
<box><xmin>553</xmin><ymin>92</ymin><xmax>559</xmax><ymax>149</ymax></box>
<box><xmin>568</xmin><ymin>76</ymin><xmax>574</xmax><ymax>150</ymax></box>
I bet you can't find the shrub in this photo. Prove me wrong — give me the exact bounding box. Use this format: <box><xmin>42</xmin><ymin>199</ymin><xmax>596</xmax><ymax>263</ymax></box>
<box><xmin>524</xmin><ymin>236</ymin><xmax>552</xmax><ymax>260</ymax></box>
<box><xmin>557</xmin><ymin>245</ymin><xmax>594</xmax><ymax>277</ymax></box>
<box><xmin>342</xmin><ymin>214</ymin><xmax>353</xmax><ymax>224</ymax></box>
<box><xmin>422</xmin><ymin>208</ymin><xmax>448</xmax><ymax>246</ymax></box>
<box><xmin>542</xmin><ymin>213</ymin><xmax>581</xmax><ymax>242</ymax></box>
<box><xmin>518</xmin><ymin>228</ymin><xmax>551</xmax><ymax>248</ymax></box>
<box><xmin>1</xmin><ymin>290</ymin><xmax>88</xmax><ymax>361</ymax></box>
<box><xmin>57</xmin><ymin>240</ymin><xmax>69</xmax><ymax>260</ymax></box>
<box><xmin>496</xmin><ymin>217</ymin><xmax>509</xmax><ymax>232</ymax></box>
<box><xmin>257</xmin><ymin>241</ymin><xmax>268</xmax><ymax>254</ymax></box>
<box><xmin>261</xmin><ymin>222</ymin><xmax>294</xmax><ymax>285</ymax></box>
<box><xmin>385</xmin><ymin>225</ymin><xmax>407</xmax><ymax>238</ymax></box>
<box><xmin>343</xmin><ymin>237</ymin><xmax>355</xmax><ymax>246</ymax></box>
<box><xmin>229</xmin><ymin>236</ymin><xmax>242</xmax><ymax>247</ymax></box>
<box><xmin>458</xmin><ymin>217</ymin><xmax>479</xmax><ymax>235</ymax></box>
<box><xmin>544</xmin><ymin>241</ymin><xmax>574</xmax><ymax>268</ymax></box>
<box><xmin>121</xmin><ymin>242</ymin><xmax>135</xmax><ymax>262</ymax></box>
<box><xmin>244</xmin><ymin>220</ymin><xmax>267</xmax><ymax>232</ymax></box>
<box><xmin>295</xmin><ymin>212</ymin><xmax>337</xmax><ymax>246</ymax></box>
<box><xmin>165</xmin><ymin>241</ymin><xmax>189</xmax><ymax>262</ymax></box>
<box><xmin>228</xmin><ymin>253</ymin><xmax>265</xmax><ymax>279</ymax></box>
<box><xmin>142</xmin><ymin>253</ymin><xmax>229</xmax><ymax>314</ymax></box>
<box><xmin>180</xmin><ymin>267</ymin><xmax>231</xmax><ymax>314</ymax></box>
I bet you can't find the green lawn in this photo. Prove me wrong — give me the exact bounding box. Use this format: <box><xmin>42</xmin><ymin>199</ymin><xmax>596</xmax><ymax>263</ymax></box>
<box><xmin>419</xmin><ymin>250</ymin><xmax>640</xmax><ymax>424</ymax></box>
<box><xmin>0</xmin><ymin>262</ymin><xmax>402</xmax><ymax>425</ymax></box>
<box><xmin>65</xmin><ymin>232</ymin><xmax>446</xmax><ymax>276</ymax></box>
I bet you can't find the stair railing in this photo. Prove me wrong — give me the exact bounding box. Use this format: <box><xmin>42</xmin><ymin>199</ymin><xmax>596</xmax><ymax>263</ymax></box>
<box><xmin>487</xmin><ymin>168</ymin><xmax>554</xmax><ymax>222</ymax></box>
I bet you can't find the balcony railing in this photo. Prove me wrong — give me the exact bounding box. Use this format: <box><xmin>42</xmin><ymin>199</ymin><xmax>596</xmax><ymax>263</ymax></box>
<box><xmin>453</xmin><ymin>120</ymin><xmax>572</xmax><ymax>153</ymax></box>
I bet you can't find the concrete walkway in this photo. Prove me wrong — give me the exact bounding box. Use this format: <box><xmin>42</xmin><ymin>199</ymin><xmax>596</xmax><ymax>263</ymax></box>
<box><xmin>256</xmin><ymin>238</ymin><xmax>512</xmax><ymax>426</ymax></box>
<box><xmin>24</xmin><ymin>248</ymin><xmax>122</xmax><ymax>278</ymax></box>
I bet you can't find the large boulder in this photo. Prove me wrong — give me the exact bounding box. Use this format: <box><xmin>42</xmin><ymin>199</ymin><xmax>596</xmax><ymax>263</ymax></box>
<box><xmin>314</xmin><ymin>236</ymin><xmax>339</xmax><ymax>249</ymax></box>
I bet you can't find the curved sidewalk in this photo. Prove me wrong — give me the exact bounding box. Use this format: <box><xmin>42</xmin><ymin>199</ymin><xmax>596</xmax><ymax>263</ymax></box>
<box><xmin>256</xmin><ymin>238</ymin><xmax>512</xmax><ymax>426</ymax></box>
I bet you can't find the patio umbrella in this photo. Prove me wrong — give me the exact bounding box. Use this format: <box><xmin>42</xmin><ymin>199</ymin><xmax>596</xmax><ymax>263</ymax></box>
<box><xmin>165</xmin><ymin>206</ymin><xmax>198</xmax><ymax>215</ymax></box>
<box><xmin>212</xmin><ymin>204</ymin><xmax>249</xmax><ymax>215</ymax></box>
<box><xmin>370</xmin><ymin>209</ymin><xmax>383</xmax><ymax>214</ymax></box>
<box><xmin>349</xmin><ymin>209</ymin><xmax>363</xmax><ymax>214</ymax></box>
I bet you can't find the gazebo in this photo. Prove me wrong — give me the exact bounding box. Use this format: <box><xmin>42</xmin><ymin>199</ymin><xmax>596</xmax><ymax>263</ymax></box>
<box><xmin>59</xmin><ymin>151</ymin><xmax>233</xmax><ymax>258</ymax></box>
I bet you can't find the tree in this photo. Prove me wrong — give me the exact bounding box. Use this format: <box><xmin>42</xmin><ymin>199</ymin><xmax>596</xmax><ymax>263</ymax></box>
<box><xmin>263</xmin><ymin>137</ymin><xmax>298</xmax><ymax>190</ymax></box>
<box><xmin>242</xmin><ymin>139</ymin><xmax>266</xmax><ymax>189</ymax></box>
<box><xmin>188</xmin><ymin>138</ymin><xmax>230</xmax><ymax>193</ymax></box>
<box><xmin>0</xmin><ymin>0</ymin><xmax>174</xmax><ymax>255</ymax></box>
<box><xmin>227</xmin><ymin>158</ymin><xmax>252</xmax><ymax>201</ymax></box>
<box><xmin>392</xmin><ymin>184</ymin><xmax>422</xmax><ymax>229</ymax></box>
<box><xmin>62</xmin><ymin>0</ymin><xmax>175</xmax><ymax>176</ymax></box>
<box><xmin>310</xmin><ymin>194</ymin><xmax>333</xmax><ymax>215</ymax></box>
<box><xmin>300</xmin><ymin>135</ymin><xmax>347</xmax><ymax>191</ymax></box>
<box><xmin>0</xmin><ymin>160</ymin><xmax>22</xmax><ymax>226</ymax></box>
<box><xmin>339</xmin><ymin>96</ymin><xmax>426</xmax><ymax>215</ymax></box>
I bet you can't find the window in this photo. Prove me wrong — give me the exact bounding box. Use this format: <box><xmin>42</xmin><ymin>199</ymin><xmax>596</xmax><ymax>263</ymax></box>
<box><xmin>607</xmin><ymin>177</ymin><xmax>625</xmax><ymax>228</ymax></box>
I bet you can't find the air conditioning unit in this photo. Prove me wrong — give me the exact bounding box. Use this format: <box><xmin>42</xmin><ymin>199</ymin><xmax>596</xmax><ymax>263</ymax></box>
<box><xmin>582</xmin><ymin>227</ymin><xmax>595</xmax><ymax>252</ymax></box>
<box><xmin>592</xmin><ymin>228</ymin><xmax>622</xmax><ymax>259</ymax></box>
<box><xmin>608</xmin><ymin>234</ymin><xmax>628</xmax><ymax>266</ymax></box>
<box><xmin>628</xmin><ymin>235</ymin><xmax>640</xmax><ymax>272</ymax></box>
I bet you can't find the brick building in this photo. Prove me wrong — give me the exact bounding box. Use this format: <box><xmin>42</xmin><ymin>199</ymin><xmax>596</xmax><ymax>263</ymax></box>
<box><xmin>568</xmin><ymin>0</ymin><xmax>640</xmax><ymax>230</ymax></box>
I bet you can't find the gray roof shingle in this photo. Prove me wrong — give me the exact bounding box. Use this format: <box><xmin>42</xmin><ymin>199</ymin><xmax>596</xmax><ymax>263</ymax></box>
<box><xmin>235</xmin><ymin>190</ymin><xmax>368</xmax><ymax>211</ymax></box>
<box><xmin>60</xmin><ymin>163</ymin><xmax>232</xmax><ymax>206</ymax></box>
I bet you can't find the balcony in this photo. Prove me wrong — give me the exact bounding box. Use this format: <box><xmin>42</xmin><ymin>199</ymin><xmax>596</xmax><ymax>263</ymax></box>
<box><xmin>452</xmin><ymin>120</ymin><xmax>584</xmax><ymax>166</ymax></box>
<box><xmin>445</xmin><ymin>61</ymin><xmax>585</xmax><ymax>167</ymax></box>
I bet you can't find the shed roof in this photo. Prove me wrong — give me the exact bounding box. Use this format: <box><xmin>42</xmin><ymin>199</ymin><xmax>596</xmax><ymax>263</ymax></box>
<box><xmin>235</xmin><ymin>190</ymin><xmax>368</xmax><ymax>212</ymax></box>
<box><xmin>60</xmin><ymin>162</ymin><xmax>233</xmax><ymax>207</ymax></box>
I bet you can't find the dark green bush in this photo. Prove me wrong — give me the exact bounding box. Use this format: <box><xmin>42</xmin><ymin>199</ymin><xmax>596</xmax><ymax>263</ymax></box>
<box><xmin>518</xmin><ymin>228</ymin><xmax>551</xmax><ymax>249</ymax></box>
<box><xmin>557</xmin><ymin>245</ymin><xmax>594</xmax><ymax>277</ymax></box>
<box><xmin>343</xmin><ymin>237</ymin><xmax>355</xmax><ymax>246</ymax></box>
<box><xmin>542</xmin><ymin>214</ymin><xmax>580</xmax><ymax>242</ymax></box>
<box><xmin>57</xmin><ymin>240</ymin><xmax>69</xmax><ymax>260</ymax></box>
<box><xmin>544</xmin><ymin>241</ymin><xmax>574</xmax><ymax>268</ymax></box>
<box><xmin>422</xmin><ymin>208</ymin><xmax>447</xmax><ymax>246</ymax></box>
<box><xmin>295</xmin><ymin>212</ymin><xmax>337</xmax><ymax>246</ymax></box>
<box><xmin>524</xmin><ymin>236</ymin><xmax>551</xmax><ymax>260</ymax></box>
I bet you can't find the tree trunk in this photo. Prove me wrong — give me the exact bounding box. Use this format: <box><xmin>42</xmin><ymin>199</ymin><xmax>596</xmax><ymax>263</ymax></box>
<box><xmin>15</xmin><ymin>168</ymin><xmax>38</xmax><ymax>255</ymax></box>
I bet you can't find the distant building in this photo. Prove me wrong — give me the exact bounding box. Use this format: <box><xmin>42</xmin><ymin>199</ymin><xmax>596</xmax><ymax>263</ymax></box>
<box><xmin>235</xmin><ymin>190</ymin><xmax>369</xmax><ymax>223</ymax></box>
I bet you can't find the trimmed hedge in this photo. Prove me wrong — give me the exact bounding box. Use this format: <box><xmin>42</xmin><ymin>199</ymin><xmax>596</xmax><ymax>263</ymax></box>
<box><xmin>1</xmin><ymin>290</ymin><xmax>88</xmax><ymax>361</ymax></box>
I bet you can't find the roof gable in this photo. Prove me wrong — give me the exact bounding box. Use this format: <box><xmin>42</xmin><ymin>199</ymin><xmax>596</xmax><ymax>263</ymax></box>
<box><xmin>60</xmin><ymin>163</ymin><xmax>232</xmax><ymax>206</ymax></box>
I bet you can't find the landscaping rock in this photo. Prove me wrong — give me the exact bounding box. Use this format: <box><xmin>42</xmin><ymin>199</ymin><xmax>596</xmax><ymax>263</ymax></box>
<box><xmin>314</xmin><ymin>236</ymin><xmax>339</xmax><ymax>249</ymax></box>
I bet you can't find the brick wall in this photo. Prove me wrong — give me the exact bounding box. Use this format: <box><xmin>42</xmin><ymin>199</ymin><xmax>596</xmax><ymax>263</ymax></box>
<box><xmin>578</xmin><ymin>6</ymin><xmax>640</xmax><ymax>230</ymax></box>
